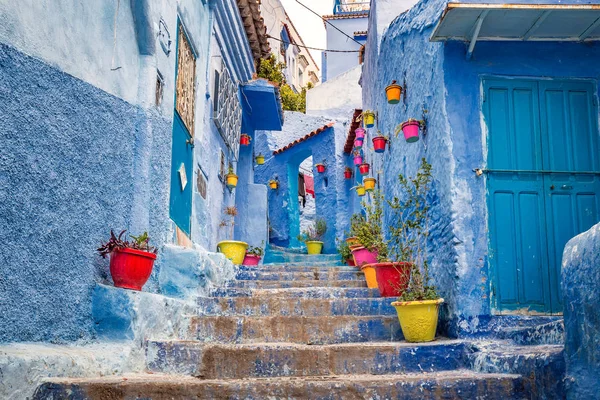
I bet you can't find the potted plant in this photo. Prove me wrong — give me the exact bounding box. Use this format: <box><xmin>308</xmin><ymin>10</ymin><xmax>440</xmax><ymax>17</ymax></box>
<box><xmin>363</xmin><ymin>177</ymin><xmax>376</xmax><ymax>191</ymax></box>
<box><xmin>354</xmin><ymin>185</ymin><xmax>366</xmax><ymax>197</ymax></box>
<box><xmin>97</xmin><ymin>230</ymin><xmax>158</xmax><ymax>291</ymax></box>
<box><xmin>349</xmin><ymin>192</ymin><xmax>388</xmax><ymax>289</ymax></box>
<box><xmin>240</xmin><ymin>133</ymin><xmax>251</xmax><ymax>146</ymax></box>
<box><xmin>355</xmin><ymin>127</ymin><xmax>366</xmax><ymax>141</ymax></box>
<box><xmin>346</xmin><ymin>236</ymin><xmax>361</xmax><ymax>246</ymax></box>
<box><xmin>297</xmin><ymin>218</ymin><xmax>327</xmax><ymax>255</ymax></box>
<box><xmin>268</xmin><ymin>179</ymin><xmax>279</xmax><ymax>190</ymax></box>
<box><xmin>337</xmin><ymin>239</ymin><xmax>355</xmax><ymax>266</ymax></box>
<box><xmin>388</xmin><ymin>158</ymin><xmax>443</xmax><ymax>342</ymax></box>
<box><xmin>362</xmin><ymin>110</ymin><xmax>376</xmax><ymax>128</ymax></box>
<box><xmin>354</xmin><ymin>138</ymin><xmax>363</xmax><ymax>149</ymax></box>
<box><xmin>353</xmin><ymin>150</ymin><xmax>363</xmax><ymax>166</ymax></box>
<box><xmin>396</xmin><ymin>119</ymin><xmax>421</xmax><ymax>143</ymax></box>
<box><xmin>217</xmin><ymin>206</ymin><xmax>248</xmax><ymax>264</ymax></box>
<box><xmin>315</xmin><ymin>162</ymin><xmax>327</xmax><ymax>174</ymax></box>
<box><xmin>226</xmin><ymin>164</ymin><xmax>238</xmax><ymax>189</ymax></box>
<box><xmin>344</xmin><ymin>167</ymin><xmax>353</xmax><ymax>180</ymax></box>
<box><xmin>359</xmin><ymin>162</ymin><xmax>370</xmax><ymax>176</ymax></box>
<box><xmin>243</xmin><ymin>243</ymin><xmax>264</xmax><ymax>266</ymax></box>
<box><xmin>372</xmin><ymin>132</ymin><xmax>388</xmax><ymax>153</ymax></box>
<box><xmin>256</xmin><ymin>154</ymin><xmax>265</xmax><ymax>165</ymax></box>
<box><xmin>385</xmin><ymin>80</ymin><xmax>403</xmax><ymax>104</ymax></box>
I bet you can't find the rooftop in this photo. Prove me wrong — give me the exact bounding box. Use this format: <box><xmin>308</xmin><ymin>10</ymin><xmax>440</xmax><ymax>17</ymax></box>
<box><xmin>273</xmin><ymin>122</ymin><xmax>335</xmax><ymax>155</ymax></box>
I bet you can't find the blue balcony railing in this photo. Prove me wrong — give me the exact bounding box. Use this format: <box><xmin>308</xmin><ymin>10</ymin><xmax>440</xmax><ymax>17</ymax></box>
<box><xmin>333</xmin><ymin>0</ymin><xmax>370</xmax><ymax>15</ymax></box>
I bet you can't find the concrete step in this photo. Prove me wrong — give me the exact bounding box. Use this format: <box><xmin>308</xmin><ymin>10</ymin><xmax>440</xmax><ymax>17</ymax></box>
<box><xmin>33</xmin><ymin>371</ymin><xmax>527</xmax><ymax>399</ymax></box>
<box><xmin>264</xmin><ymin>261</ymin><xmax>346</xmax><ymax>267</ymax></box>
<box><xmin>497</xmin><ymin>319</ymin><xmax>564</xmax><ymax>345</ymax></box>
<box><xmin>196</xmin><ymin>296</ymin><xmax>397</xmax><ymax>317</ymax></box>
<box><xmin>468</xmin><ymin>342</ymin><xmax>565</xmax><ymax>399</ymax></box>
<box><xmin>188</xmin><ymin>315</ymin><xmax>401</xmax><ymax>344</ymax></box>
<box><xmin>226</xmin><ymin>279</ymin><xmax>367</xmax><ymax>289</ymax></box>
<box><xmin>146</xmin><ymin>339</ymin><xmax>468</xmax><ymax>378</ymax></box>
<box><xmin>209</xmin><ymin>287</ymin><xmax>380</xmax><ymax>298</ymax></box>
<box><xmin>234</xmin><ymin>269</ymin><xmax>364</xmax><ymax>281</ymax></box>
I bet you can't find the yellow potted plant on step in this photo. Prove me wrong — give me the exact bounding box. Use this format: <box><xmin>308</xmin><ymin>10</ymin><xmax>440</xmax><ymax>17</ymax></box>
<box><xmin>297</xmin><ymin>218</ymin><xmax>327</xmax><ymax>255</ymax></box>
<box><xmin>217</xmin><ymin>206</ymin><xmax>248</xmax><ymax>264</ymax></box>
<box><xmin>389</xmin><ymin>158</ymin><xmax>443</xmax><ymax>343</ymax></box>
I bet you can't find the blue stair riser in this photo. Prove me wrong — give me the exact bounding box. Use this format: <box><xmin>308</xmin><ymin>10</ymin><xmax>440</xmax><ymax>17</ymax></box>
<box><xmin>189</xmin><ymin>315</ymin><xmax>402</xmax><ymax>344</ymax></box>
<box><xmin>146</xmin><ymin>341</ymin><xmax>470</xmax><ymax>378</ymax></box>
<box><xmin>196</xmin><ymin>297</ymin><xmax>397</xmax><ymax>317</ymax></box>
<box><xmin>226</xmin><ymin>280</ymin><xmax>367</xmax><ymax>289</ymax></box>
<box><xmin>234</xmin><ymin>270</ymin><xmax>364</xmax><ymax>281</ymax></box>
<box><xmin>208</xmin><ymin>287</ymin><xmax>381</xmax><ymax>298</ymax></box>
<box><xmin>238</xmin><ymin>265</ymin><xmax>358</xmax><ymax>272</ymax></box>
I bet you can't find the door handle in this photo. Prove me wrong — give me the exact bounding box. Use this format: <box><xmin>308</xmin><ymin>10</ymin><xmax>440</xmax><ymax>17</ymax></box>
<box><xmin>561</xmin><ymin>185</ymin><xmax>573</xmax><ymax>190</ymax></box>
<box><xmin>550</xmin><ymin>185</ymin><xmax>555</xmax><ymax>190</ymax></box>
<box><xmin>186</xmin><ymin>137</ymin><xmax>195</xmax><ymax>148</ymax></box>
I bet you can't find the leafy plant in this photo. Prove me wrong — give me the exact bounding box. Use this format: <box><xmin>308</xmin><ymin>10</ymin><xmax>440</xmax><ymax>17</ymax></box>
<box><xmin>349</xmin><ymin>190</ymin><xmax>388</xmax><ymax>262</ymax></box>
<box><xmin>97</xmin><ymin>230</ymin><xmax>157</xmax><ymax>258</ymax></box>
<box><xmin>298</xmin><ymin>218</ymin><xmax>327</xmax><ymax>243</ymax></box>
<box><xmin>220</xmin><ymin>206</ymin><xmax>238</xmax><ymax>240</ymax></box>
<box><xmin>337</xmin><ymin>238</ymin><xmax>353</xmax><ymax>263</ymax></box>
<box><xmin>247</xmin><ymin>243</ymin><xmax>264</xmax><ymax>257</ymax></box>
<box><xmin>227</xmin><ymin>163</ymin><xmax>236</xmax><ymax>176</ymax></box>
<box><xmin>388</xmin><ymin>158</ymin><xmax>438</xmax><ymax>301</ymax></box>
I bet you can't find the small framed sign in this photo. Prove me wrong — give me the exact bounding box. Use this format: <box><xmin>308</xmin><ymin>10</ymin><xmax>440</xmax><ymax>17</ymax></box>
<box><xmin>178</xmin><ymin>163</ymin><xmax>188</xmax><ymax>191</ymax></box>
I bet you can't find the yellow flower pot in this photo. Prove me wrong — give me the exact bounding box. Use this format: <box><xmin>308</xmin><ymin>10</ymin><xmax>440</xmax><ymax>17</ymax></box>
<box><xmin>269</xmin><ymin>181</ymin><xmax>278</xmax><ymax>190</ymax></box>
<box><xmin>306</xmin><ymin>241</ymin><xmax>323</xmax><ymax>255</ymax></box>
<box><xmin>226</xmin><ymin>173</ymin><xmax>238</xmax><ymax>189</ymax></box>
<box><xmin>356</xmin><ymin>185</ymin><xmax>366</xmax><ymax>197</ymax></box>
<box><xmin>256</xmin><ymin>155</ymin><xmax>265</xmax><ymax>165</ymax></box>
<box><xmin>364</xmin><ymin>112</ymin><xmax>375</xmax><ymax>128</ymax></box>
<box><xmin>217</xmin><ymin>240</ymin><xmax>248</xmax><ymax>265</ymax></box>
<box><xmin>346</xmin><ymin>237</ymin><xmax>360</xmax><ymax>246</ymax></box>
<box><xmin>363</xmin><ymin>177</ymin><xmax>376</xmax><ymax>191</ymax></box>
<box><xmin>385</xmin><ymin>80</ymin><xmax>403</xmax><ymax>104</ymax></box>
<box><xmin>360</xmin><ymin>264</ymin><xmax>378</xmax><ymax>289</ymax></box>
<box><xmin>391</xmin><ymin>298</ymin><xmax>444</xmax><ymax>342</ymax></box>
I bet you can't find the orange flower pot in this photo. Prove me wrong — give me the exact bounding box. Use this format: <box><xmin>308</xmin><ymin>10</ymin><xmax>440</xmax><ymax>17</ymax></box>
<box><xmin>385</xmin><ymin>80</ymin><xmax>403</xmax><ymax>104</ymax></box>
<box><xmin>361</xmin><ymin>264</ymin><xmax>379</xmax><ymax>289</ymax></box>
<box><xmin>363</xmin><ymin>177</ymin><xmax>376</xmax><ymax>191</ymax></box>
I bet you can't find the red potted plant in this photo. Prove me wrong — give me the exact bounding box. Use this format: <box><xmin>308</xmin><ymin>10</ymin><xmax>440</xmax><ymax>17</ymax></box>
<box><xmin>344</xmin><ymin>167</ymin><xmax>353</xmax><ymax>180</ymax></box>
<box><xmin>359</xmin><ymin>162</ymin><xmax>370</xmax><ymax>176</ymax></box>
<box><xmin>243</xmin><ymin>244</ymin><xmax>264</xmax><ymax>266</ymax></box>
<box><xmin>240</xmin><ymin>133</ymin><xmax>251</xmax><ymax>146</ymax></box>
<box><xmin>97</xmin><ymin>230</ymin><xmax>158</xmax><ymax>291</ymax></box>
<box><xmin>315</xmin><ymin>162</ymin><xmax>326</xmax><ymax>173</ymax></box>
<box><xmin>372</xmin><ymin>133</ymin><xmax>388</xmax><ymax>153</ymax></box>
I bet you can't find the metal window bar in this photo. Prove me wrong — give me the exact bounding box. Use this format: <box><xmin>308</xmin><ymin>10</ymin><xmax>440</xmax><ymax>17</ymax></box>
<box><xmin>213</xmin><ymin>63</ymin><xmax>242</xmax><ymax>159</ymax></box>
<box><xmin>334</xmin><ymin>0</ymin><xmax>370</xmax><ymax>14</ymax></box>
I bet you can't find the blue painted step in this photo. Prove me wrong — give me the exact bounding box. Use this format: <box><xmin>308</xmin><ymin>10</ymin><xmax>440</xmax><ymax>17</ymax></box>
<box><xmin>225</xmin><ymin>279</ymin><xmax>367</xmax><ymax>289</ymax></box>
<box><xmin>145</xmin><ymin>340</ymin><xmax>470</xmax><ymax>378</ymax></box>
<box><xmin>234</xmin><ymin>269</ymin><xmax>364</xmax><ymax>281</ymax></box>
<box><xmin>209</xmin><ymin>287</ymin><xmax>380</xmax><ymax>298</ymax></box>
<box><xmin>196</xmin><ymin>296</ymin><xmax>397</xmax><ymax>317</ymax></box>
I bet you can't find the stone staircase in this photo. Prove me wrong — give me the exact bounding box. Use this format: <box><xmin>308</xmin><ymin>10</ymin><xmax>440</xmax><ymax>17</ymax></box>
<box><xmin>32</xmin><ymin>258</ymin><xmax>565</xmax><ymax>399</ymax></box>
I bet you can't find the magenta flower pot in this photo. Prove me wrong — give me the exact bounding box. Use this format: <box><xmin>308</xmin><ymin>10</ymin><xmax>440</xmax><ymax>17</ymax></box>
<box><xmin>353</xmin><ymin>156</ymin><xmax>363</xmax><ymax>166</ymax></box>
<box><xmin>243</xmin><ymin>254</ymin><xmax>261</xmax><ymax>266</ymax></box>
<box><xmin>351</xmin><ymin>246</ymin><xmax>378</xmax><ymax>267</ymax></box>
<box><xmin>354</xmin><ymin>139</ymin><xmax>363</xmax><ymax>148</ymax></box>
<box><xmin>355</xmin><ymin>128</ymin><xmax>366</xmax><ymax>140</ymax></box>
<box><xmin>401</xmin><ymin>120</ymin><xmax>420</xmax><ymax>143</ymax></box>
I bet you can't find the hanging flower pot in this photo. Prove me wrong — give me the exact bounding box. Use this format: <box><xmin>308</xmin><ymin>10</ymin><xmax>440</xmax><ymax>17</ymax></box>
<box><xmin>355</xmin><ymin>128</ymin><xmax>366</xmax><ymax>140</ymax></box>
<box><xmin>256</xmin><ymin>154</ymin><xmax>265</xmax><ymax>165</ymax></box>
<box><xmin>240</xmin><ymin>134</ymin><xmax>251</xmax><ymax>146</ymax></box>
<box><xmin>354</xmin><ymin>139</ymin><xmax>363</xmax><ymax>149</ymax></box>
<box><xmin>363</xmin><ymin>177</ymin><xmax>376</xmax><ymax>191</ymax></box>
<box><xmin>344</xmin><ymin>167</ymin><xmax>353</xmax><ymax>180</ymax></box>
<box><xmin>372</xmin><ymin>136</ymin><xmax>387</xmax><ymax>153</ymax></box>
<box><xmin>353</xmin><ymin>155</ymin><xmax>363</xmax><ymax>166</ymax></box>
<box><xmin>355</xmin><ymin>135</ymin><xmax>364</xmax><ymax>143</ymax></box>
<box><xmin>356</xmin><ymin>185</ymin><xmax>366</xmax><ymax>197</ymax></box>
<box><xmin>268</xmin><ymin>180</ymin><xmax>278</xmax><ymax>190</ymax></box>
<box><xmin>385</xmin><ymin>80</ymin><xmax>403</xmax><ymax>104</ymax></box>
<box><xmin>400</xmin><ymin>119</ymin><xmax>421</xmax><ymax>143</ymax></box>
<box><xmin>315</xmin><ymin>163</ymin><xmax>326</xmax><ymax>173</ymax></box>
<box><xmin>363</xmin><ymin>111</ymin><xmax>376</xmax><ymax>128</ymax></box>
<box><xmin>226</xmin><ymin>172</ymin><xmax>238</xmax><ymax>189</ymax></box>
<box><xmin>359</xmin><ymin>163</ymin><xmax>370</xmax><ymax>176</ymax></box>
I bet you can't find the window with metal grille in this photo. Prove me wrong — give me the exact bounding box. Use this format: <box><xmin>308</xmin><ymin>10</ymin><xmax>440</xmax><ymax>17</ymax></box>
<box><xmin>212</xmin><ymin>63</ymin><xmax>242</xmax><ymax>159</ymax></box>
<box><xmin>176</xmin><ymin>25</ymin><xmax>196</xmax><ymax>136</ymax></box>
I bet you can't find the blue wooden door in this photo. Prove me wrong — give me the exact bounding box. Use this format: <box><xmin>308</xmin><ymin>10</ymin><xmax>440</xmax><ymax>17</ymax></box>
<box><xmin>169</xmin><ymin>24</ymin><xmax>196</xmax><ymax>236</ymax></box>
<box><xmin>484</xmin><ymin>78</ymin><xmax>599</xmax><ymax>314</ymax></box>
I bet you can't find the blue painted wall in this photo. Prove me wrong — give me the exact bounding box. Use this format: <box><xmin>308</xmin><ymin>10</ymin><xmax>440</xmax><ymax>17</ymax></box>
<box><xmin>360</xmin><ymin>0</ymin><xmax>600</xmax><ymax>334</ymax></box>
<box><xmin>562</xmin><ymin>222</ymin><xmax>600</xmax><ymax>399</ymax></box>
<box><xmin>324</xmin><ymin>17</ymin><xmax>367</xmax><ymax>82</ymax></box>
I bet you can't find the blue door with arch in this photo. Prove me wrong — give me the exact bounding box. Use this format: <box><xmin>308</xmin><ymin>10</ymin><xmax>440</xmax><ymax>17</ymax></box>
<box><xmin>484</xmin><ymin>78</ymin><xmax>600</xmax><ymax>314</ymax></box>
<box><xmin>169</xmin><ymin>23</ymin><xmax>196</xmax><ymax>236</ymax></box>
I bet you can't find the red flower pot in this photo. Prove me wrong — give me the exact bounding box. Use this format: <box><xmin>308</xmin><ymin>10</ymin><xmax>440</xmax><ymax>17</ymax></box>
<box><xmin>374</xmin><ymin>262</ymin><xmax>412</xmax><ymax>297</ymax></box>
<box><xmin>359</xmin><ymin>163</ymin><xmax>370</xmax><ymax>176</ymax></box>
<box><xmin>109</xmin><ymin>248</ymin><xmax>157</xmax><ymax>291</ymax></box>
<box><xmin>347</xmin><ymin>258</ymin><xmax>356</xmax><ymax>267</ymax></box>
<box><xmin>372</xmin><ymin>136</ymin><xmax>387</xmax><ymax>153</ymax></box>
<box><xmin>243</xmin><ymin>254</ymin><xmax>261</xmax><ymax>266</ymax></box>
<box><xmin>316</xmin><ymin>164</ymin><xmax>326</xmax><ymax>173</ymax></box>
<box><xmin>240</xmin><ymin>134</ymin><xmax>251</xmax><ymax>146</ymax></box>
<box><xmin>344</xmin><ymin>170</ymin><xmax>352</xmax><ymax>179</ymax></box>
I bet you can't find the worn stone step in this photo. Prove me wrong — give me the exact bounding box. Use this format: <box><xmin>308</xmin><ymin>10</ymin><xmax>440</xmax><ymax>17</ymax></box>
<box><xmin>196</xmin><ymin>296</ymin><xmax>397</xmax><ymax>317</ymax></box>
<box><xmin>238</xmin><ymin>265</ymin><xmax>357</xmax><ymax>272</ymax></box>
<box><xmin>226</xmin><ymin>279</ymin><xmax>367</xmax><ymax>289</ymax></box>
<box><xmin>209</xmin><ymin>287</ymin><xmax>380</xmax><ymax>298</ymax></box>
<box><xmin>33</xmin><ymin>371</ymin><xmax>527</xmax><ymax>399</ymax></box>
<box><xmin>235</xmin><ymin>269</ymin><xmax>364</xmax><ymax>281</ymax></box>
<box><xmin>188</xmin><ymin>315</ymin><xmax>401</xmax><ymax>344</ymax></box>
<box><xmin>146</xmin><ymin>339</ymin><xmax>468</xmax><ymax>378</ymax></box>
<box><xmin>497</xmin><ymin>319</ymin><xmax>565</xmax><ymax>346</ymax></box>
<box><xmin>264</xmin><ymin>261</ymin><xmax>345</xmax><ymax>267</ymax></box>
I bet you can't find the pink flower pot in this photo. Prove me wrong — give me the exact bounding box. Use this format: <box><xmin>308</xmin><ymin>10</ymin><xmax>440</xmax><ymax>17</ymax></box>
<box><xmin>351</xmin><ymin>246</ymin><xmax>378</xmax><ymax>267</ymax></box>
<box><xmin>242</xmin><ymin>254</ymin><xmax>261</xmax><ymax>266</ymax></box>
<box><xmin>353</xmin><ymin>156</ymin><xmax>363</xmax><ymax>166</ymax></box>
<box><xmin>355</xmin><ymin>128</ymin><xmax>366</xmax><ymax>140</ymax></box>
<box><xmin>401</xmin><ymin>120</ymin><xmax>420</xmax><ymax>143</ymax></box>
<box><xmin>354</xmin><ymin>140</ymin><xmax>363</xmax><ymax>148</ymax></box>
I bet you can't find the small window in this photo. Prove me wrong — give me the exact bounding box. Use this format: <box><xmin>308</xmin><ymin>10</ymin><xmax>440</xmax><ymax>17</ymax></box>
<box><xmin>219</xmin><ymin>150</ymin><xmax>226</xmax><ymax>181</ymax></box>
<box><xmin>155</xmin><ymin>71</ymin><xmax>164</xmax><ymax>106</ymax></box>
<box><xmin>213</xmin><ymin>70</ymin><xmax>220</xmax><ymax>115</ymax></box>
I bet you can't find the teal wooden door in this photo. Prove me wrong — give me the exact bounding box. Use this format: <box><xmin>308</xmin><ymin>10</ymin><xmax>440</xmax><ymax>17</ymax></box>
<box><xmin>169</xmin><ymin>24</ymin><xmax>196</xmax><ymax>236</ymax></box>
<box><xmin>484</xmin><ymin>78</ymin><xmax>600</xmax><ymax>314</ymax></box>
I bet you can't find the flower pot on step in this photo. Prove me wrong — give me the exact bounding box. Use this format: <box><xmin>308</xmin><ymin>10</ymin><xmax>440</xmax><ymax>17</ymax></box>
<box><xmin>351</xmin><ymin>246</ymin><xmax>378</xmax><ymax>267</ymax></box>
<box><xmin>217</xmin><ymin>240</ymin><xmax>248</xmax><ymax>265</ymax></box>
<box><xmin>373</xmin><ymin>262</ymin><xmax>411</xmax><ymax>297</ymax></box>
<box><xmin>109</xmin><ymin>248</ymin><xmax>157</xmax><ymax>291</ymax></box>
<box><xmin>391</xmin><ymin>298</ymin><xmax>444</xmax><ymax>342</ymax></box>
<box><xmin>306</xmin><ymin>241</ymin><xmax>324</xmax><ymax>255</ymax></box>
<box><xmin>347</xmin><ymin>258</ymin><xmax>356</xmax><ymax>267</ymax></box>
<box><xmin>242</xmin><ymin>254</ymin><xmax>261</xmax><ymax>266</ymax></box>
<box><xmin>360</xmin><ymin>264</ymin><xmax>378</xmax><ymax>289</ymax></box>
<box><xmin>346</xmin><ymin>237</ymin><xmax>360</xmax><ymax>246</ymax></box>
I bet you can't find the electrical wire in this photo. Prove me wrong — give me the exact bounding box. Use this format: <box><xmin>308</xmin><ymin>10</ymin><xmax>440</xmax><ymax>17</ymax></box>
<box><xmin>295</xmin><ymin>0</ymin><xmax>364</xmax><ymax>46</ymax></box>
<box><xmin>266</xmin><ymin>35</ymin><xmax>360</xmax><ymax>53</ymax></box>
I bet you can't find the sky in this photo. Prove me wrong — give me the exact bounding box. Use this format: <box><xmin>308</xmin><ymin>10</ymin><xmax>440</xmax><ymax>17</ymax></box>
<box><xmin>280</xmin><ymin>0</ymin><xmax>335</xmax><ymax>71</ymax></box>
